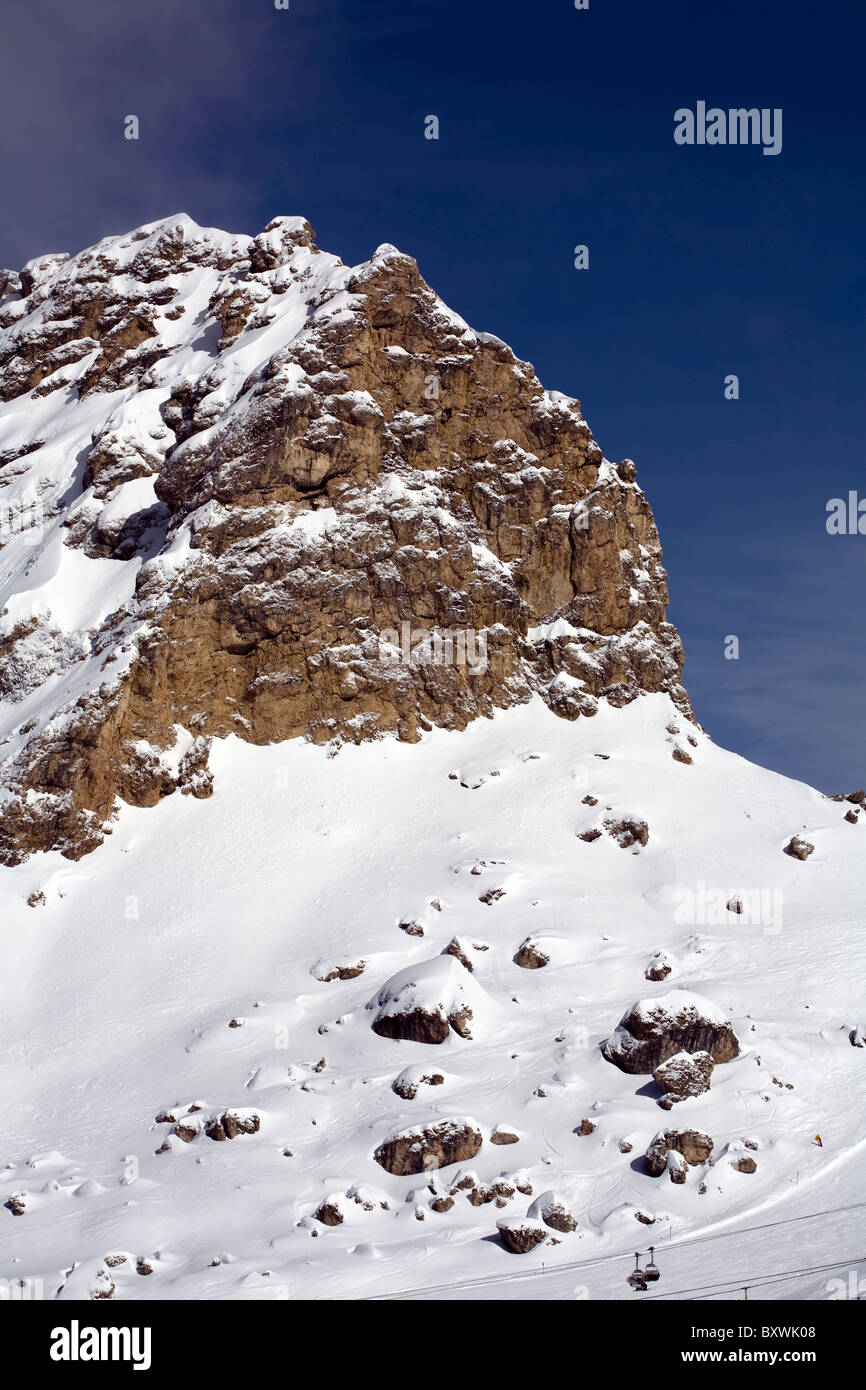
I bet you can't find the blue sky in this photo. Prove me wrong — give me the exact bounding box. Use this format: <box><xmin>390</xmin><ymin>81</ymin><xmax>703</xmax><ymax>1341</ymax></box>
<box><xmin>1</xmin><ymin>0</ymin><xmax>863</xmax><ymax>790</ymax></box>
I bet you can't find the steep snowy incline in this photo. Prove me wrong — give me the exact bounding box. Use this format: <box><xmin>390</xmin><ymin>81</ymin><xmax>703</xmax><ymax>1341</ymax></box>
<box><xmin>0</xmin><ymin>215</ymin><xmax>862</xmax><ymax>1302</ymax></box>
<box><xmin>0</xmin><ymin>694</ymin><xmax>863</xmax><ymax>1300</ymax></box>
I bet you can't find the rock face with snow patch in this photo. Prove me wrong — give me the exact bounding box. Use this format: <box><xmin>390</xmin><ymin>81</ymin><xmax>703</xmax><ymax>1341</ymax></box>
<box><xmin>528</xmin><ymin>1190</ymin><xmax>577</xmax><ymax>1232</ymax></box>
<box><xmin>0</xmin><ymin>214</ymin><xmax>691</xmax><ymax>863</ymax></box>
<box><xmin>784</xmin><ymin>836</ymin><xmax>814</xmax><ymax>861</ymax></box>
<box><xmin>645</xmin><ymin>949</ymin><xmax>673</xmax><ymax>981</ymax></box>
<box><xmin>644</xmin><ymin>1129</ymin><xmax>714</xmax><ymax>1176</ymax></box>
<box><xmin>368</xmin><ymin>956</ymin><xmax>482</xmax><ymax>1043</ymax></box>
<box><xmin>653</xmin><ymin>1049</ymin><xmax>715</xmax><ymax>1107</ymax></box>
<box><xmin>392</xmin><ymin>1064</ymin><xmax>446</xmax><ymax>1099</ymax></box>
<box><xmin>602</xmin><ymin>990</ymin><xmax>739</xmax><ymax>1074</ymax></box>
<box><xmin>497</xmin><ymin>1217</ymin><xmax>549</xmax><ymax>1253</ymax></box>
<box><xmin>312</xmin><ymin>957</ymin><xmax>366</xmax><ymax>982</ymax></box>
<box><xmin>605</xmin><ymin>816</ymin><xmax>650</xmax><ymax>849</ymax></box>
<box><xmin>514</xmin><ymin>937</ymin><xmax>550</xmax><ymax>969</ymax></box>
<box><xmin>314</xmin><ymin>1198</ymin><xmax>345</xmax><ymax>1226</ymax></box>
<box><xmin>205</xmin><ymin>1110</ymin><xmax>261</xmax><ymax>1141</ymax></box>
<box><xmin>373</xmin><ymin>1118</ymin><xmax>482</xmax><ymax>1175</ymax></box>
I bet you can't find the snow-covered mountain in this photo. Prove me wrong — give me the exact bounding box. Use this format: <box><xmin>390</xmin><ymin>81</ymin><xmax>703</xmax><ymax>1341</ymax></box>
<box><xmin>0</xmin><ymin>213</ymin><xmax>687</xmax><ymax>863</ymax></box>
<box><xmin>0</xmin><ymin>217</ymin><xmax>863</xmax><ymax>1302</ymax></box>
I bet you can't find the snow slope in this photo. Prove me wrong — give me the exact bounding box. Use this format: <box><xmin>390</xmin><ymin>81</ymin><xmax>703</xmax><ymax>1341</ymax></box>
<box><xmin>0</xmin><ymin>693</ymin><xmax>863</xmax><ymax>1300</ymax></box>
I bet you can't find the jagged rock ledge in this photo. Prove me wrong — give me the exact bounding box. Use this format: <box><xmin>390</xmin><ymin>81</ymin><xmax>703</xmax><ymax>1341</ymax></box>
<box><xmin>0</xmin><ymin>215</ymin><xmax>692</xmax><ymax>863</ymax></box>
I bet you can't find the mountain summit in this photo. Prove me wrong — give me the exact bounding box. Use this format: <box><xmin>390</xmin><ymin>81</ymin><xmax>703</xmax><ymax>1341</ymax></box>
<box><xmin>1</xmin><ymin>219</ymin><xmax>862</xmax><ymax>1304</ymax></box>
<box><xmin>0</xmin><ymin>215</ymin><xmax>688</xmax><ymax>863</ymax></box>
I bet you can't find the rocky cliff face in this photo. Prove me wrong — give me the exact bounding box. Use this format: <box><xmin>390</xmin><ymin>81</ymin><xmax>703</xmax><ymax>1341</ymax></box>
<box><xmin>0</xmin><ymin>215</ymin><xmax>690</xmax><ymax>863</ymax></box>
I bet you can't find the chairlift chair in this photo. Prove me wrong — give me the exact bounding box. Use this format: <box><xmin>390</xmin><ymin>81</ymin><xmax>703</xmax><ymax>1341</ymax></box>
<box><xmin>627</xmin><ymin>1252</ymin><xmax>648</xmax><ymax>1291</ymax></box>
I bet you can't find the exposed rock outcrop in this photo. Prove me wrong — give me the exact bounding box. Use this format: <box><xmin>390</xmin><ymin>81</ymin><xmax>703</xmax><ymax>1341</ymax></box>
<box><xmin>392</xmin><ymin>1065</ymin><xmax>446</xmax><ymax>1099</ymax></box>
<box><xmin>528</xmin><ymin>1191</ymin><xmax>577</xmax><ymax>1232</ymax></box>
<box><xmin>368</xmin><ymin>956</ymin><xmax>483</xmax><ymax>1043</ymax></box>
<box><xmin>645</xmin><ymin>950</ymin><xmax>673</xmax><ymax>981</ymax></box>
<box><xmin>653</xmin><ymin>1049</ymin><xmax>715</xmax><ymax>1107</ymax></box>
<box><xmin>442</xmin><ymin>937</ymin><xmax>475</xmax><ymax>972</ymax></box>
<box><xmin>514</xmin><ymin>938</ymin><xmax>550</xmax><ymax>969</ymax></box>
<box><xmin>497</xmin><ymin>1217</ymin><xmax>549</xmax><ymax>1254</ymax></box>
<box><xmin>315</xmin><ymin>1198</ymin><xmax>345</xmax><ymax>1226</ymax></box>
<box><xmin>312</xmin><ymin>957</ymin><xmax>367</xmax><ymax>982</ymax></box>
<box><xmin>0</xmin><ymin>214</ymin><xmax>692</xmax><ymax>864</ymax></box>
<box><xmin>173</xmin><ymin>1120</ymin><xmax>200</xmax><ymax>1144</ymax></box>
<box><xmin>431</xmin><ymin>1196</ymin><xmax>455</xmax><ymax>1213</ymax></box>
<box><xmin>602</xmin><ymin>990</ymin><xmax>740</xmax><ymax>1074</ymax></box>
<box><xmin>374</xmin><ymin>1118</ymin><xmax>482</xmax><ymax>1175</ymax></box>
<box><xmin>830</xmin><ymin>790</ymin><xmax>866</xmax><ymax>806</ymax></box>
<box><xmin>605</xmin><ymin>817</ymin><xmax>649</xmax><ymax>850</ymax></box>
<box><xmin>784</xmin><ymin>836</ymin><xmax>814</xmax><ymax>861</ymax></box>
<box><xmin>205</xmin><ymin>1109</ymin><xmax>261</xmax><ymax>1141</ymax></box>
<box><xmin>644</xmin><ymin>1129</ymin><xmax>714</xmax><ymax>1176</ymax></box>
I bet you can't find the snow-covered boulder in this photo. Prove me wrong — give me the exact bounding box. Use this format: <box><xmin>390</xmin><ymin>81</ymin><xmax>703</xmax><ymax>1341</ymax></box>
<box><xmin>645</xmin><ymin>949</ymin><xmax>673</xmax><ymax>981</ymax></box>
<box><xmin>528</xmin><ymin>1190</ymin><xmax>577</xmax><ymax>1232</ymax></box>
<box><xmin>602</xmin><ymin>990</ymin><xmax>739</xmax><ymax>1074</ymax></box>
<box><xmin>489</xmin><ymin>1124</ymin><xmax>520</xmax><ymax>1145</ymax></box>
<box><xmin>391</xmin><ymin>1064</ymin><xmax>447</xmax><ymax>1099</ymax></box>
<box><xmin>604</xmin><ymin>816</ymin><xmax>649</xmax><ymax>849</ymax></box>
<box><xmin>784</xmin><ymin>835</ymin><xmax>814</xmax><ymax>860</ymax></box>
<box><xmin>514</xmin><ymin>937</ymin><xmax>550</xmax><ymax>969</ymax></box>
<box><xmin>205</xmin><ymin>1109</ymin><xmax>261</xmax><ymax>1141</ymax></box>
<box><xmin>644</xmin><ymin>1128</ymin><xmax>714</xmax><ymax>1176</ymax></box>
<box><xmin>311</xmin><ymin>956</ymin><xmax>367</xmax><ymax>982</ymax></box>
<box><xmin>448</xmin><ymin>1168</ymin><xmax>480</xmax><ymax>1194</ymax></box>
<box><xmin>653</xmin><ymin>1049</ymin><xmax>715</xmax><ymax>1107</ymax></box>
<box><xmin>314</xmin><ymin>1195</ymin><xmax>347</xmax><ymax>1226</ymax></box>
<box><xmin>497</xmin><ymin>1217</ymin><xmax>549</xmax><ymax>1254</ymax></box>
<box><xmin>468</xmin><ymin>1176</ymin><xmax>517</xmax><ymax>1207</ymax></box>
<box><xmin>431</xmin><ymin>1196</ymin><xmax>455</xmax><ymax>1213</ymax></box>
<box><xmin>368</xmin><ymin>956</ymin><xmax>486</xmax><ymax>1043</ymax></box>
<box><xmin>665</xmin><ymin>1150</ymin><xmax>689</xmax><ymax>1183</ymax></box>
<box><xmin>373</xmin><ymin>1118</ymin><xmax>482</xmax><ymax>1175</ymax></box>
<box><xmin>173</xmin><ymin>1119</ymin><xmax>202</xmax><ymax>1144</ymax></box>
<box><xmin>398</xmin><ymin>918</ymin><xmax>425</xmax><ymax>937</ymax></box>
